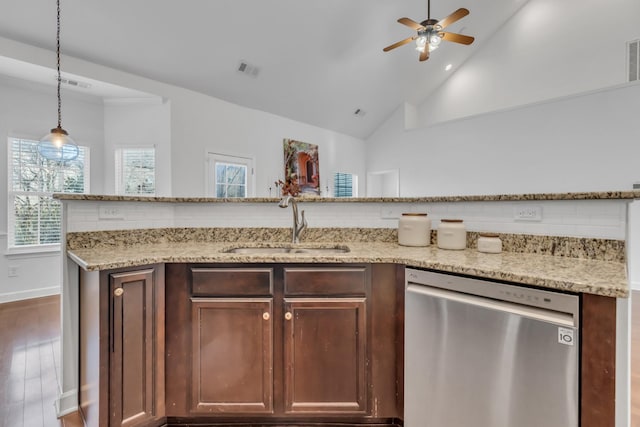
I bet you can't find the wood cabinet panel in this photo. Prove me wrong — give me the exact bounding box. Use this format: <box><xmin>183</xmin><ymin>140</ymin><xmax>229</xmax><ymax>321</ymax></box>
<box><xmin>581</xmin><ymin>293</ymin><xmax>616</xmax><ymax>427</ymax></box>
<box><xmin>283</xmin><ymin>298</ymin><xmax>367</xmax><ymax>414</ymax></box>
<box><xmin>190</xmin><ymin>298</ymin><xmax>274</xmax><ymax>413</ymax></box>
<box><xmin>109</xmin><ymin>267</ymin><xmax>165</xmax><ymax>427</ymax></box>
<box><xmin>191</xmin><ymin>267</ymin><xmax>273</xmax><ymax>296</ymax></box>
<box><xmin>284</xmin><ymin>267</ymin><xmax>367</xmax><ymax>296</ymax></box>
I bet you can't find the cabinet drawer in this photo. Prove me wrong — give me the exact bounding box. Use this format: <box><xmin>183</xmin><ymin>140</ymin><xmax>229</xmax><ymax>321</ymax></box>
<box><xmin>191</xmin><ymin>268</ymin><xmax>274</xmax><ymax>296</ymax></box>
<box><xmin>284</xmin><ymin>267</ymin><xmax>368</xmax><ymax>296</ymax></box>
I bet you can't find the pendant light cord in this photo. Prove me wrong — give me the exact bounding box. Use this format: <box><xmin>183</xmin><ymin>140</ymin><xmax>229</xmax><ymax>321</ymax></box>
<box><xmin>56</xmin><ymin>0</ymin><xmax>62</xmax><ymax>129</ymax></box>
<box><xmin>427</xmin><ymin>0</ymin><xmax>430</xmax><ymax>20</ymax></box>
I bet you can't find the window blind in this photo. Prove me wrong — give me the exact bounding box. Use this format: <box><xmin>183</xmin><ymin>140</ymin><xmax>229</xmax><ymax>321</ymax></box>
<box><xmin>8</xmin><ymin>138</ymin><xmax>89</xmax><ymax>247</ymax></box>
<box><xmin>116</xmin><ymin>147</ymin><xmax>156</xmax><ymax>195</ymax></box>
<box><xmin>334</xmin><ymin>172</ymin><xmax>353</xmax><ymax>198</ymax></box>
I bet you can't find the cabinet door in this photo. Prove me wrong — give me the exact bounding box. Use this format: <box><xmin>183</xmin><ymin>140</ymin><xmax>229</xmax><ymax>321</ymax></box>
<box><xmin>191</xmin><ymin>298</ymin><xmax>274</xmax><ymax>413</ymax></box>
<box><xmin>110</xmin><ymin>267</ymin><xmax>165</xmax><ymax>427</ymax></box>
<box><xmin>283</xmin><ymin>298</ymin><xmax>367</xmax><ymax>414</ymax></box>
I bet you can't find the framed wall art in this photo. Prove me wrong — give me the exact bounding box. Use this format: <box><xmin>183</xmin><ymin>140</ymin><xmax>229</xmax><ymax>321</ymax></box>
<box><xmin>281</xmin><ymin>138</ymin><xmax>320</xmax><ymax>196</ymax></box>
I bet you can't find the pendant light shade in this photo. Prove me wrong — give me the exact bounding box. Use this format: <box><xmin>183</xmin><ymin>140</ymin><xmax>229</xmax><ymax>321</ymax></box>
<box><xmin>39</xmin><ymin>0</ymin><xmax>78</xmax><ymax>161</ymax></box>
<box><xmin>39</xmin><ymin>126</ymin><xmax>79</xmax><ymax>161</ymax></box>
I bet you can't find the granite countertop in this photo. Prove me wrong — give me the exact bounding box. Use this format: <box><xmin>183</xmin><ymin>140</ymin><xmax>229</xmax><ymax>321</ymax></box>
<box><xmin>53</xmin><ymin>189</ymin><xmax>640</xmax><ymax>203</ymax></box>
<box><xmin>67</xmin><ymin>241</ymin><xmax>629</xmax><ymax>298</ymax></box>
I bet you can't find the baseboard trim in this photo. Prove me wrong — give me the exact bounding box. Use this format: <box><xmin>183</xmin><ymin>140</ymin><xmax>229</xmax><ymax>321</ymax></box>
<box><xmin>55</xmin><ymin>389</ymin><xmax>78</xmax><ymax>417</ymax></box>
<box><xmin>0</xmin><ymin>285</ymin><xmax>60</xmax><ymax>304</ymax></box>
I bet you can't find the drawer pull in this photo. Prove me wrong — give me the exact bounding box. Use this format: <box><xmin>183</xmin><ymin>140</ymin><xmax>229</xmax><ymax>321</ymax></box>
<box><xmin>263</xmin><ymin>312</ymin><xmax>270</xmax><ymax>321</ymax></box>
<box><xmin>285</xmin><ymin>312</ymin><xmax>293</xmax><ymax>321</ymax></box>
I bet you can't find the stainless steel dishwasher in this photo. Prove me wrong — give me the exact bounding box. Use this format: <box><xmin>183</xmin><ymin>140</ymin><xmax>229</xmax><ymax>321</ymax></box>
<box><xmin>405</xmin><ymin>268</ymin><xmax>580</xmax><ymax>427</ymax></box>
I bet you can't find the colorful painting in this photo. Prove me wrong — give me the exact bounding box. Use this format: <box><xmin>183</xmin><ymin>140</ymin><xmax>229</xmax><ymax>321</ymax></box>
<box><xmin>281</xmin><ymin>139</ymin><xmax>320</xmax><ymax>196</ymax></box>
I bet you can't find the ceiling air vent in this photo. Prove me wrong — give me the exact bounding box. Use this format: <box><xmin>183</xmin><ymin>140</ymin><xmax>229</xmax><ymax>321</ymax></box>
<box><xmin>628</xmin><ymin>39</ymin><xmax>639</xmax><ymax>82</ymax></box>
<box><xmin>56</xmin><ymin>76</ymin><xmax>92</xmax><ymax>89</ymax></box>
<box><xmin>237</xmin><ymin>60</ymin><xmax>260</xmax><ymax>78</ymax></box>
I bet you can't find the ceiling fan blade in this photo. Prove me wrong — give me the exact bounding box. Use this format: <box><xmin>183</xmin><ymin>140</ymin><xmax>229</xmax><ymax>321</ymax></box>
<box><xmin>398</xmin><ymin>17</ymin><xmax>424</xmax><ymax>31</ymax></box>
<box><xmin>436</xmin><ymin>8</ymin><xmax>469</xmax><ymax>29</ymax></box>
<box><xmin>440</xmin><ymin>32</ymin><xmax>475</xmax><ymax>45</ymax></box>
<box><xmin>419</xmin><ymin>48</ymin><xmax>429</xmax><ymax>62</ymax></box>
<box><xmin>383</xmin><ymin>36</ymin><xmax>417</xmax><ymax>52</ymax></box>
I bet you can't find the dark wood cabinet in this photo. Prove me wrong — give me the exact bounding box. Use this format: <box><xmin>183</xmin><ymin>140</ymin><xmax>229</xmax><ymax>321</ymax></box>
<box><xmin>165</xmin><ymin>263</ymin><xmax>400</xmax><ymax>423</ymax></box>
<box><xmin>283</xmin><ymin>298</ymin><xmax>367</xmax><ymax>414</ymax></box>
<box><xmin>109</xmin><ymin>268</ymin><xmax>165</xmax><ymax>427</ymax></box>
<box><xmin>190</xmin><ymin>298</ymin><xmax>273</xmax><ymax>413</ymax></box>
<box><xmin>79</xmin><ymin>264</ymin><xmax>165</xmax><ymax>427</ymax></box>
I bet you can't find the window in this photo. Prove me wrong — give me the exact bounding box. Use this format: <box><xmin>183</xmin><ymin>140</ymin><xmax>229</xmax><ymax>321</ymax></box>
<box><xmin>115</xmin><ymin>147</ymin><xmax>155</xmax><ymax>195</ymax></box>
<box><xmin>334</xmin><ymin>172</ymin><xmax>358</xmax><ymax>198</ymax></box>
<box><xmin>8</xmin><ymin>138</ymin><xmax>89</xmax><ymax>248</ymax></box>
<box><xmin>207</xmin><ymin>153</ymin><xmax>254</xmax><ymax>198</ymax></box>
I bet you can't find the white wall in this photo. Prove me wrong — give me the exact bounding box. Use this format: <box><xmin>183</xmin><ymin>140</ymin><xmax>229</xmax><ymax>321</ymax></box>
<box><xmin>0</xmin><ymin>37</ymin><xmax>367</xmax><ymax>200</ymax></box>
<box><xmin>417</xmin><ymin>0</ymin><xmax>640</xmax><ymax>127</ymax></box>
<box><xmin>0</xmin><ymin>75</ymin><xmax>104</xmax><ymax>302</ymax></box>
<box><xmin>366</xmin><ymin>83</ymin><xmax>640</xmax><ymax>196</ymax></box>
<box><xmin>168</xmin><ymin>89</ymin><xmax>366</xmax><ymax>198</ymax></box>
<box><xmin>103</xmin><ymin>99</ymin><xmax>172</xmax><ymax>196</ymax></box>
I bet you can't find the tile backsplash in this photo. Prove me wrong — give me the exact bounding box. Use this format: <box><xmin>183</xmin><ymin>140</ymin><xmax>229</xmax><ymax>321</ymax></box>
<box><xmin>64</xmin><ymin>198</ymin><xmax>629</xmax><ymax>240</ymax></box>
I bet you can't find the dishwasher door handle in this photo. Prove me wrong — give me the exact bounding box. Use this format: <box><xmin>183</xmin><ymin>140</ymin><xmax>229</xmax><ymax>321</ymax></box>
<box><xmin>406</xmin><ymin>283</ymin><xmax>576</xmax><ymax>327</ymax></box>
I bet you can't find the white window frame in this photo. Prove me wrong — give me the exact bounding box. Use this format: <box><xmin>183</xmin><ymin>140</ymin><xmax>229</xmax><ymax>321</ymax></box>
<box><xmin>115</xmin><ymin>146</ymin><xmax>156</xmax><ymax>196</ymax></box>
<box><xmin>7</xmin><ymin>137</ymin><xmax>90</xmax><ymax>253</ymax></box>
<box><xmin>206</xmin><ymin>152</ymin><xmax>255</xmax><ymax>198</ymax></box>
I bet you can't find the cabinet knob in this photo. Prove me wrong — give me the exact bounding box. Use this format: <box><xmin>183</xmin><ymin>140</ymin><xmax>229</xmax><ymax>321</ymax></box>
<box><xmin>263</xmin><ymin>312</ymin><xmax>270</xmax><ymax>321</ymax></box>
<box><xmin>284</xmin><ymin>312</ymin><xmax>292</xmax><ymax>321</ymax></box>
<box><xmin>113</xmin><ymin>287</ymin><xmax>124</xmax><ymax>297</ymax></box>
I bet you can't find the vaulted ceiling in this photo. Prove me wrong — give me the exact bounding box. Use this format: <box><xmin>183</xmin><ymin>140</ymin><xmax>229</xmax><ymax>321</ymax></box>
<box><xmin>0</xmin><ymin>0</ymin><xmax>529</xmax><ymax>138</ymax></box>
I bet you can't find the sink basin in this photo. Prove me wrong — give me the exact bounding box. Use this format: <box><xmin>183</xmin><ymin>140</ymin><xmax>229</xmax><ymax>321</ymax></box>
<box><xmin>225</xmin><ymin>246</ymin><xmax>350</xmax><ymax>255</ymax></box>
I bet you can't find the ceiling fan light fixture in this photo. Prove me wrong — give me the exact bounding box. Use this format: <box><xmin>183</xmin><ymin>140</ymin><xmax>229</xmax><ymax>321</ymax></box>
<box><xmin>428</xmin><ymin>31</ymin><xmax>442</xmax><ymax>47</ymax></box>
<box><xmin>383</xmin><ymin>0</ymin><xmax>473</xmax><ymax>63</ymax></box>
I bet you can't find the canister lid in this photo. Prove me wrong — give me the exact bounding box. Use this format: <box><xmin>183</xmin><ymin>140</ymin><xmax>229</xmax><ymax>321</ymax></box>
<box><xmin>441</xmin><ymin>219</ymin><xmax>463</xmax><ymax>222</ymax></box>
<box><xmin>479</xmin><ymin>232</ymin><xmax>499</xmax><ymax>238</ymax></box>
<box><xmin>402</xmin><ymin>213</ymin><xmax>428</xmax><ymax>216</ymax></box>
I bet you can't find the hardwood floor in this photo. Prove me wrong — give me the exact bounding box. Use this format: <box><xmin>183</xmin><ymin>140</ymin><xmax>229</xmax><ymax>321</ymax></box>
<box><xmin>2</xmin><ymin>293</ymin><xmax>640</xmax><ymax>426</ymax></box>
<box><xmin>0</xmin><ymin>296</ymin><xmax>81</xmax><ymax>427</ymax></box>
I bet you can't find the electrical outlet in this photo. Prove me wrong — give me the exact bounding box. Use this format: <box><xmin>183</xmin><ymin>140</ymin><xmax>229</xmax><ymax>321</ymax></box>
<box><xmin>8</xmin><ymin>265</ymin><xmax>19</xmax><ymax>277</ymax></box>
<box><xmin>99</xmin><ymin>206</ymin><xmax>124</xmax><ymax>220</ymax></box>
<box><xmin>514</xmin><ymin>206</ymin><xmax>542</xmax><ymax>221</ymax></box>
<box><xmin>380</xmin><ymin>206</ymin><xmax>404</xmax><ymax>219</ymax></box>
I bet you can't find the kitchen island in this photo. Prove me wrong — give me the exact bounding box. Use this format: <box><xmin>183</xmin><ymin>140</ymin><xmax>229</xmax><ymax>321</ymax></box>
<box><xmin>56</xmin><ymin>191</ymin><xmax>637</xmax><ymax>427</ymax></box>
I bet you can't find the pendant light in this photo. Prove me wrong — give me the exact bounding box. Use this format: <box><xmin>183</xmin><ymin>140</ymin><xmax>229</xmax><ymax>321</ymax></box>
<box><xmin>38</xmin><ymin>0</ymin><xmax>79</xmax><ymax>162</ymax></box>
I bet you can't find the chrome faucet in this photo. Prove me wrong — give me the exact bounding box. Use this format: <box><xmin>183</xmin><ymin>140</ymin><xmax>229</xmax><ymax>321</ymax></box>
<box><xmin>279</xmin><ymin>195</ymin><xmax>307</xmax><ymax>243</ymax></box>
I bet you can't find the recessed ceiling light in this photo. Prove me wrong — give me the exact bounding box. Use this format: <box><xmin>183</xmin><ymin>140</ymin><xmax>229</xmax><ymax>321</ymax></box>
<box><xmin>445</xmin><ymin>64</ymin><xmax>453</xmax><ymax>71</ymax></box>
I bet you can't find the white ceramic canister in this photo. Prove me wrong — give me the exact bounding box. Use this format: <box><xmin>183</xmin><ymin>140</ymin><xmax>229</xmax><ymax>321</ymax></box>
<box><xmin>398</xmin><ymin>213</ymin><xmax>431</xmax><ymax>247</ymax></box>
<box><xmin>477</xmin><ymin>232</ymin><xmax>502</xmax><ymax>254</ymax></box>
<box><xmin>437</xmin><ymin>219</ymin><xmax>467</xmax><ymax>250</ymax></box>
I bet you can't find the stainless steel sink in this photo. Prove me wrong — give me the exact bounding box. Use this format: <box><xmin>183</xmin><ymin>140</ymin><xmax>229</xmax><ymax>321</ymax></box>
<box><xmin>224</xmin><ymin>246</ymin><xmax>349</xmax><ymax>255</ymax></box>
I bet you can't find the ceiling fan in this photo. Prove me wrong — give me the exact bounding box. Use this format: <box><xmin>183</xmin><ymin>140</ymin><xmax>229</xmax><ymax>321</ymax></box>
<box><xmin>383</xmin><ymin>0</ymin><xmax>475</xmax><ymax>62</ymax></box>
